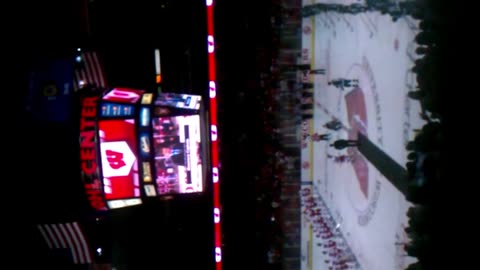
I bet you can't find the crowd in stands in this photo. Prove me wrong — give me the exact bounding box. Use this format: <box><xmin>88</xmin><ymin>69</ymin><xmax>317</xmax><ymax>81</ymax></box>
<box><xmin>403</xmin><ymin>0</ymin><xmax>447</xmax><ymax>269</ymax></box>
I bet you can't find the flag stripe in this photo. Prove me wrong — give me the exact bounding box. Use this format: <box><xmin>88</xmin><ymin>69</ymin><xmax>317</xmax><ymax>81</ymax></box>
<box><xmin>51</xmin><ymin>224</ymin><xmax>67</xmax><ymax>248</ymax></box>
<box><xmin>85</xmin><ymin>52</ymin><xmax>100</xmax><ymax>87</ymax></box>
<box><xmin>95</xmin><ymin>52</ymin><xmax>107</xmax><ymax>87</ymax></box>
<box><xmin>84</xmin><ymin>53</ymin><xmax>96</xmax><ymax>86</ymax></box>
<box><xmin>66</xmin><ymin>222</ymin><xmax>87</xmax><ymax>264</ymax></box>
<box><xmin>37</xmin><ymin>225</ymin><xmax>53</xmax><ymax>249</ymax></box>
<box><xmin>59</xmin><ymin>223</ymin><xmax>79</xmax><ymax>264</ymax></box>
<box><xmin>73</xmin><ymin>222</ymin><xmax>92</xmax><ymax>263</ymax></box>
<box><xmin>74</xmin><ymin>51</ymin><xmax>107</xmax><ymax>90</ymax></box>
<box><xmin>37</xmin><ymin>222</ymin><xmax>92</xmax><ymax>264</ymax></box>
<box><xmin>66</xmin><ymin>223</ymin><xmax>85</xmax><ymax>263</ymax></box>
<box><xmin>44</xmin><ymin>224</ymin><xmax>60</xmax><ymax>248</ymax></box>
<box><xmin>89</xmin><ymin>53</ymin><xmax>104</xmax><ymax>85</ymax></box>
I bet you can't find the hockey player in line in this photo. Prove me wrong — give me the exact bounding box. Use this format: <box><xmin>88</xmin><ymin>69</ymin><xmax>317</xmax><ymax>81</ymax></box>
<box><xmin>328</xmin><ymin>78</ymin><xmax>359</xmax><ymax>90</ymax></box>
<box><xmin>330</xmin><ymin>139</ymin><xmax>360</xmax><ymax>150</ymax></box>
<box><xmin>284</xmin><ymin>64</ymin><xmax>326</xmax><ymax>73</ymax></box>
<box><xmin>327</xmin><ymin>153</ymin><xmax>355</xmax><ymax>164</ymax></box>
<box><xmin>324</xmin><ymin>119</ymin><xmax>343</xmax><ymax>131</ymax></box>
<box><xmin>302</xmin><ymin>132</ymin><xmax>331</xmax><ymax>143</ymax></box>
<box><xmin>311</xmin><ymin>133</ymin><xmax>331</xmax><ymax>142</ymax></box>
<box><xmin>310</xmin><ymin>68</ymin><xmax>326</xmax><ymax>75</ymax></box>
<box><xmin>281</xmin><ymin>64</ymin><xmax>311</xmax><ymax>73</ymax></box>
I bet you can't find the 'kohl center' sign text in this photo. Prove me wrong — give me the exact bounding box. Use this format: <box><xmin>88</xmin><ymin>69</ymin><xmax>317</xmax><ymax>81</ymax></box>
<box><xmin>79</xmin><ymin>96</ymin><xmax>107</xmax><ymax>211</ymax></box>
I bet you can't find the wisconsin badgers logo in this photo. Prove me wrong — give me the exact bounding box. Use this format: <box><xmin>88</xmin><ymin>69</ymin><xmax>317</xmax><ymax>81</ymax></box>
<box><xmin>106</xmin><ymin>150</ymin><xmax>126</xmax><ymax>169</ymax></box>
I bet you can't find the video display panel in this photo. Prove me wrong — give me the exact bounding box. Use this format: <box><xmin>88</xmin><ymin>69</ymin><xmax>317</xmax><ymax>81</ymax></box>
<box><xmin>100</xmin><ymin>102</ymin><xmax>135</xmax><ymax>117</ymax></box>
<box><xmin>98</xmin><ymin>119</ymin><xmax>141</xmax><ymax>200</ymax></box>
<box><xmin>102</xmin><ymin>88</ymin><xmax>145</xmax><ymax>104</ymax></box>
<box><xmin>152</xmin><ymin>115</ymin><xmax>203</xmax><ymax>195</ymax></box>
<box><xmin>154</xmin><ymin>93</ymin><xmax>202</xmax><ymax>110</ymax></box>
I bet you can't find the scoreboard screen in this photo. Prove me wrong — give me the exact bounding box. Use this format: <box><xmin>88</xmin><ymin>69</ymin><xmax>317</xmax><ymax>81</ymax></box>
<box><xmin>79</xmin><ymin>87</ymin><xmax>208</xmax><ymax>210</ymax></box>
<box><xmin>152</xmin><ymin>115</ymin><xmax>204</xmax><ymax>195</ymax></box>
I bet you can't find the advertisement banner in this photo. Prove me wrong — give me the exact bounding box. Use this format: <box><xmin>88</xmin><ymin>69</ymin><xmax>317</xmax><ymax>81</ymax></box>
<box><xmin>102</xmin><ymin>88</ymin><xmax>145</xmax><ymax>104</ymax></box>
<box><xmin>28</xmin><ymin>57</ymin><xmax>75</xmax><ymax>123</ymax></box>
<box><xmin>155</xmin><ymin>93</ymin><xmax>202</xmax><ymax>110</ymax></box>
<box><xmin>98</xmin><ymin>119</ymin><xmax>140</xmax><ymax>200</ymax></box>
<box><xmin>100</xmin><ymin>102</ymin><xmax>135</xmax><ymax>117</ymax></box>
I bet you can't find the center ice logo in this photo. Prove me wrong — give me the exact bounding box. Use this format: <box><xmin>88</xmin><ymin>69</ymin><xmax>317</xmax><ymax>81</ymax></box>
<box><xmin>343</xmin><ymin>57</ymin><xmax>383</xmax><ymax>226</ymax></box>
<box><xmin>345</xmin><ymin>88</ymin><xmax>370</xmax><ymax>199</ymax></box>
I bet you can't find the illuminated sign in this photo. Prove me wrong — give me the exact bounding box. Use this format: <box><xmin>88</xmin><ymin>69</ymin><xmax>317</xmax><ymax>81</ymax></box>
<box><xmin>107</xmin><ymin>198</ymin><xmax>142</xmax><ymax>209</ymax></box>
<box><xmin>141</xmin><ymin>93</ymin><xmax>154</xmax><ymax>104</ymax></box>
<box><xmin>98</xmin><ymin>120</ymin><xmax>141</xmax><ymax>200</ymax></box>
<box><xmin>206</xmin><ymin>1</ymin><xmax>224</xmax><ymax>267</ymax></box>
<box><xmin>212</xmin><ymin>167</ymin><xmax>219</xmax><ymax>183</ymax></box>
<box><xmin>140</xmin><ymin>134</ymin><xmax>151</xmax><ymax>156</ymax></box>
<box><xmin>142</xmin><ymin>162</ymin><xmax>152</xmax><ymax>182</ymax></box>
<box><xmin>211</xmin><ymin>124</ymin><xmax>218</xmax><ymax>141</ymax></box>
<box><xmin>214</xmin><ymin>207</ymin><xmax>220</xmax><ymax>223</ymax></box>
<box><xmin>99</xmin><ymin>141</ymin><xmax>136</xmax><ymax>178</ymax></box>
<box><xmin>209</xmin><ymin>81</ymin><xmax>216</xmax><ymax>98</ymax></box>
<box><xmin>215</xmin><ymin>247</ymin><xmax>222</xmax><ymax>263</ymax></box>
<box><xmin>155</xmin><ymin>93</ymin><xmax>202</xmax><ymax>110</ymax></box>
<box><xmin>103</xmin><ymin>88</ymin><xmax>145</xmax><ymax>104</ymax></box>
<box><xmin>144</xmin><ymin>185</ymin><xmax>157</xmax><ymax>197</ymax></box>
<box><xmin>101</xmin><ymin>103</ymin><xmax>134</xmax><ymax>117</ymax></box>
<box><xmin>140</xmin><ymin>107</ymin><xmax>150</xmax><ymax>127</ymax></box>
<box><xmin>79</xmin><ymin>96</ymin><xmax>107</xmax><ymax>211</ymax></box>
<box><xmin>207</xmin><ymin>35</ymin><xmax>215</xmax><ymax>53</ymax></box>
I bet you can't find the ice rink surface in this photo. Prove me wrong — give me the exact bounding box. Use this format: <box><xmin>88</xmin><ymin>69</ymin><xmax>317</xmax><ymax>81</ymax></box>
<box><xmin>300</xmin><ymin>1</ymin><xmax>424</xmax><ymax>269</ymax></box>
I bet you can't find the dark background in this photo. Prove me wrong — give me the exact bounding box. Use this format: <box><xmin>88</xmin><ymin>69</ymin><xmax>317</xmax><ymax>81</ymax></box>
<box><xmin>3</xmin><ymin>0</ymin><xmax>274</xmax><ymax>269</ymax></box>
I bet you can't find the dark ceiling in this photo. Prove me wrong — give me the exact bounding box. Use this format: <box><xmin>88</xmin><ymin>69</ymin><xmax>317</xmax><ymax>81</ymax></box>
<box><xmin>4</xmin><ymin>0</ymin><xmax>273</xmax><ymax>269</ymax></box>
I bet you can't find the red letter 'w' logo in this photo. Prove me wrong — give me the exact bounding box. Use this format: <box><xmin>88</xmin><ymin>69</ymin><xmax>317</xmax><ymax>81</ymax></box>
<box><xmin>106</xmin><ymin>150</ymin><xmax>126</xmax><ymax>169</ymax></box>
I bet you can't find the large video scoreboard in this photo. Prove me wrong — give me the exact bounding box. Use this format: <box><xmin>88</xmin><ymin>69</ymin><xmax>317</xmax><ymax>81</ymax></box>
<box><xmin>79</xmin><ymin>87</ymin><xmax>208</xmax><ymax>211</ymax></box>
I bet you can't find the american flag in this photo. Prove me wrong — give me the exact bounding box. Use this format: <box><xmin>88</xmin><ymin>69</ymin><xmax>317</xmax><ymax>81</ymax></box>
<box><xmin>37</xmin><ymin>222</ymin><xmax>93</xmax><ymax>264</ymax></box>
<box><xmin>74</xmin><ymin>51</ymin><xmax>107</xmax><ymax>91</ymax></box>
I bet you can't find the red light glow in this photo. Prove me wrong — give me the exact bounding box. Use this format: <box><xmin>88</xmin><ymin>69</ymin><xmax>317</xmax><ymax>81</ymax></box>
<box><xmin>206</xmin><ymin>1</ymin><xmax>222</xmax><ymax>269</ymax></box>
